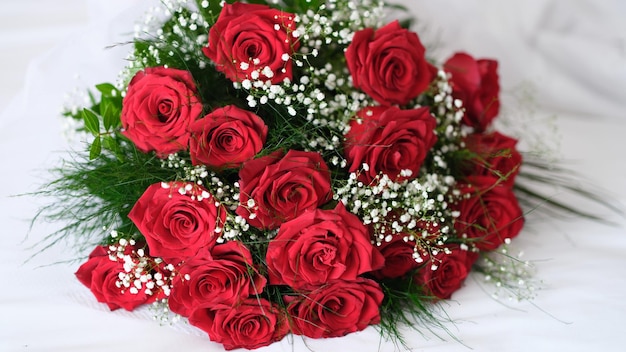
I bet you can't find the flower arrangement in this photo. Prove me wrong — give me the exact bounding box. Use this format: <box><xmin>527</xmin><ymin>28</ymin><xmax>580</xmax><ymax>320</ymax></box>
<box><xmin>35</xmin><ymin>0</ymin><xmax>597</xmax><ymax>350</ymax></box>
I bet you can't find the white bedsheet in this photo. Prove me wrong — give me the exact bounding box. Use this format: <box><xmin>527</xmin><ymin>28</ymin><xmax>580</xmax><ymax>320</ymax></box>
<box><xmin>1</xmin><ymin>1</ymin><xmax>625</xmax><ymax>351</ymax></box>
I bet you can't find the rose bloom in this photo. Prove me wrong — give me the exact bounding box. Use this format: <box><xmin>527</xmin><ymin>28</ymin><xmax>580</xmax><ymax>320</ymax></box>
<box><xmin>346</xmin><ymin>20</ymin><xmax>435</xmax><ymax>106</ymax></box>
<box><xmin>414</xmin><ymin>244</ymin><xmax>479</xmax><ymax>300</ymax></box>
<box><xmin>202</xmin><ymin>2</ymin><xmax>300</xmax><ymax>84</ymax></box>
<box><xmin>168</xmin><ymin>241</ymin><xmax>266</xmax><ymax>318</ymax></box>
<box><xmin>344</xmin><ymin>106</ymin><xmax>437</xmax><ymax>184</ymax></box>
<box><xmin>265</xmin><ymin>203</ymin><xmax>385</xmax><ymax>289</ymax></box>
<box><xmin>236</xmin><ymin>149</ymin><xmax>332</xmax><ymax>230</ymax></box>
<box><xmin>287</xmin><ymin>278</ymin><xmax>384</xmax><ymax>338</ymax></box>
<box><xmin>189</xmin><ymin>105</ymin><xmax>268</xmax><ymax>169</ymax></box>
<box><xmin>128</xmin><ymin>182</ymin><xmax>227</xmax><ymax>263</ymax></box>
<box><xmin>463</xmin><ymin>131</ymin><xmax>523</xmax><ymax>187</ymax></box>
<box><xmin>189</xmin><ymin>298</ymin><xmax>289</xmax><ymax>350</ymax></box>
<box><xmin>371</xmin><ymin>235</ymin><xmax>420</xmax><ymax>280</ymax></box>
<box><xmin>121</xmin><ymin>66</ymin><xmax>202</xmax><ymax>156</ymax></box>
<box><xmin>454</xmin><ymin>175</ymin><xmax>525</xmax><ymax>251</ymax></box>
<box><xmin>75</xmin><ymin>245</ymin><xmax>157</xmax><ymax>311</ymax></box>
<box><xmin>444</xmin><ymin>52</ymin><xmax>500</xmax><ymax>132</ymax></box>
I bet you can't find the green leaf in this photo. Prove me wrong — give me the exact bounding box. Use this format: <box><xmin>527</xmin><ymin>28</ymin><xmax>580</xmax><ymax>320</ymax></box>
<box><xmin>101</xmin><ymin>135</ymin><xmax>117</xmax><ymax>154</ymax></box>
<box><xmin>194</xmin><ymin>0</ymin><xmax>229</xmax><ymax>19</ymax></box>
<box><xmin>282</xmin><ymin>0</ymin><xmax>296</xmax><ymax>10</ymax></box>
<box><xmin>100</xmin><ymin>100</ymin><xmax>111</xmax><ymax>130</ymax></box>
<box><xmin>87</xmin><ymin>89</ymin><xmax>98</xmax><ymax>107</ymax></box>
<box><xmin>100</xmin><ymin>98</ymin><xmax>120</xmax><ymax>131</ymax></box>
<box><xmin>82</xmin><ymin>109</ymin><xmax>100</xmax><ymax>136</ymax></box>
<box><xmin>297</xmin><ymin>0</ymin><xmax>321</xmax><ymax>11</ymax></box>
<box><xmin>89</xmin><ymin>136</ymin><xmax>102</xmax><ymax>160</ymax></box>
<box><xmin>95</xmin><ymin>83</ymin><xmax>118</xmax><ymax>98</ymax></box>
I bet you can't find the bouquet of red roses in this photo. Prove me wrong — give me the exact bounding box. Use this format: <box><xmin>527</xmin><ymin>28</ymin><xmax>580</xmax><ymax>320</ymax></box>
<box><xmin>41</xmin><ymin>0</ymin><xmax>540</xmax><ymax>350</ymax></box>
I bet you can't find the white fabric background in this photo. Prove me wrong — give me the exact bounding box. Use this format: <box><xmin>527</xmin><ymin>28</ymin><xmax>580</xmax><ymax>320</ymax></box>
<box><xmin>1</xmin><ymin>1</ymin><xmax>625</xmax><ymax>351</ymax></box>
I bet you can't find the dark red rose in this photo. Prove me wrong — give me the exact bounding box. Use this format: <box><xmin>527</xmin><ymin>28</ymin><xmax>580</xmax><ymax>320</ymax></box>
<box><xmin>189</xmin><ymin>298</ymin><xmax>289</xmax><ymax>350</ymax></box>
<box><xmin>128</xmin><ymin>182</ymin><xmax>227</xmax><ymax>263</ymax></box>
<box><xmin>168</xmin><ymin>241</ymin><xmax>266</xmax><ymax>317</ymax></box>
<box><xmin>414</xmin><ymin>244</ymin><xmax>479</xmax><ymax>299</ymax></box>
<box><xmin>75</xmin><ymin>245</ymin><xmax>157</xmax><ymax>311</ymax></box>
<box><xmin>287</xmin><ymin>278</ymin><xmax>384</xmax><ymax>338</ymax></box>
<box><xmin>464</xmin><ymin>131</ymin><xmax>522</xmax><ymax>187</ymax></box>
<box><xmin>344</xmin><ymin>106</ymin><xmax>437</xmax><ymax>184</ymax></box>
<box><xmin>236</xmin><ymin>150</ymin><xmax>332</xmax><ymax>230</ymax></box>
<box><xmin>454</xmin><ymin>175</ymin><xmax>524</xmax><ymax>251</ymax></box>
<box><xmin>444</xmin><ymin>52</ymin><xmax>500</xmax><ymax>132</ymax></box>
<box><xmin>346</xmin><ymin>20</ymin><xmax>436</xmax><ymax>106</ymax></box>
<box><xmin>189</xmin><ymin>105</ymin><xmax>268</xmax><ymax>168</ymax></box>
<box><xmin>371</xmin><ymin>235</ymin><xmax>420</xmax><ymax>279</ymax></box>
<box><xmin>203</xmin><ymin>2</ymin><xmax>300</xmax><ymax>84</ymax></box>
<box><xmin>266</xmin><ymin>203</ymin><xmax>385</xmax><ymax>289</ymax></box>
<box><xmin>121</xmin><ymin>67</ymin><xmax>202</xmax><ymax>156</ymax></box>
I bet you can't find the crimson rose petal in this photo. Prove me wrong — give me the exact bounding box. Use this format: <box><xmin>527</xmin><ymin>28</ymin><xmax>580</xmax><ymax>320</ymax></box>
<box><xmin>371</xmin><ymin>235</ymin><xmax>421</xmax><ymax>279</ymax></box>
<box><xmin>189</xmin><ymin>105</ymin><xmax>268</xmax><ymax>169</ymax></box>
<box><xmin>444</xmin><ymin>52</ymin><xmax>500</xmax><ymax>132</ymax></box>
<box><xmin>266</xmin><ymin>202</ymin><xmax>385</xmax><ymax>289</ymax></box>
<box><xmin>454</xmin><ymin>175</ymin><xmax>525</xmax><ymax>251</ymax></box>
<box><xmin>128</xmin><ymin>182</ymin><xmax>227</xmax><ymax>263</ymax></box>
<box><xmin>121</xmin><ymin>67</ymin><xmax>202</xmax><ymax>156</ymax></box>
<box><xmin>168</xmin><ymin>241</ymin><xmax>266</xmax><ymax>317</ymax></box>
<box><xmin>414</xmin><ymin>244</ymin><xmax>479</xmax><ymax>299</ymax></box>
<box><xmin>463</xmin><ymin>131</ymin><xmax>523</xmax><ymax>186</ymax></box>
<box><xmin>189</xmin><ymin>298</ymin><xmax>289</xmax><ymax>350</ymax></box>
<box><xmin>287</xmin><ymin>278</ymin><xmax>384</xmax><ymax>338</ymax></box>
<box><xmin>203</xmin><ymin>3</ymin><xmax>299</xmax><ymax>84</ymax></box>
<box><xmin>344</xmin><ymin>105</ymin><xmax>437</xmax><ymax>184</ymax></box>
<box><xmin>346</xmin><ymin>20</ymin><xmax>435</xmax><ymax>106</ymax></box>
<box><xmin>75</xmin><ymin>245</ymin><xmax>157</xmax><ymax>311</ymax></box>
<box><xmin>236</xmin><ymin>150</ymin><xmax>332</xmax><ymax>230</ymax></box>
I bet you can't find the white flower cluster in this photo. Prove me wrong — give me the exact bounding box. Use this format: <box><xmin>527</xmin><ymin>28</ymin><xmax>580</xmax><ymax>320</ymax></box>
<box><xmin>419</xmin><ymin>70</ymin><xmax>468</xmax><ymax>174</ymax></box>
<box><xmin>160</xmin><ymin>153</ymin><xmax>256</xmax><ymax>243</ymax></box>
<box><xmin>160</xmin><ymin>154</ymin><xmax>237</xmax><ymax>202</ymax></box>
<box><xmin>325</xmin><ymin>0</ymin><xmax>386</xmax><ymax>38</ymax></box>
<box><xmin>133</xmin><ymin>0</ymin><xmax>210</xmax><ymax>43</ymax></box>
<box><xmin>329</xmin><ymin>70</ymin><xmax>469</xmax><ymax>264</ymax></box>
<box><xmin>108</xmin><ymin>231</ymin><xmax>174</xmax><ymax>297</ymax></box>
<box><xmin>231</xmin><ymin>1</ymin><xmax>385</xmax><ymax>156</ymax></box>
<box><xmin>478</xmin><ymin>244</ymin><xmax>541</xmax><ymax>302</ymax></box>
<box><xmin>117</xmin><ymin>0</ymin><xmax>211</xmax><ymax>88</ymax></box>
<box><xmin>335</xmin><ymin>168</ymin><xmax>458</xmax><ymax>252</ymax></box>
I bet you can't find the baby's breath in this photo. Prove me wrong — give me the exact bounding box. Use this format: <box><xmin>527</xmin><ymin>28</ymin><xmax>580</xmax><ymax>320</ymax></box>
<box><xmin>476</xmin><ymin>244</ymin><xmax>542</xmax><ymax>302</ymax></box>
<box><xmin>335</xmin><ymin>167</ymin><xmax>461</xmax><ymax>265</ymax></box>
<box><xmin>107</xmin><ymin>233</ymin><xmax>174</xmax><ymax>298</ymax></box>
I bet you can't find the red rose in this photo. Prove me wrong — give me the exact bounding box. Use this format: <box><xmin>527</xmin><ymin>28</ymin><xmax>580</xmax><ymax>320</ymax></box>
<box><xmin>414</xmin><ymin>244</ymin><xmax>479</xmax><ymax>299</ymax></box>
<box><xmin>168</xmin><ymin>241</ymin><xmax>266</xmax><ymax>317</ymax></box>
<box><xmin>346</xmin><ymin>21</ymin><xmax>436</xmax><ymax>106</ymax></box>
<box><xmin>128</xmin><ymin>182</ymin><xmax>227</xmax><ymax>263</ymax></box>
<box><xmin>75</xmin><ymin>245</ymin><xmax>156</xmax><ymax>311</ymax></box>
<box><xmin>287</xmin><ymin>278</ymin><xmax>384</xmax><ymax>338</ymax></box>
<box><xmin>189</xmin><ymin>105</ymin><xmax>268</xmax><ymax>168</ymax></box>
<box><xmin>444</xmin><ymin>52</ymin><xmax>500</xmax><ymax>132</ymax></box>
<box><xmin>463</xmin><ymin>131</ymin><xmax>522</xmax><ymax>187</ymax></box>
<box><xmin>121</xmin><ymin>67</ymin><xmax>202</xmax><ymax>156</ymax></box>
<box><xmin>203</xmin><ymin>2</ymin><xmax>300</xmax><ymax>84</ymax></box>
<box><xmin>371</xmin><ymin>235</ymin><xmax>420</xmax><ymax>279</ymax></box>
<box><xmin>236</xmin><ymin>150</ymin><xmax>332</xmax><ymax>230</ymax></box>
<box><xmin>189</xmin><ymin>298</ymin><xmax>289</xmax><ymax>350</ymax></box>
<box><xmin>266</xmin><ymin>203</ymin><xmax>385</xmax><ymax>289</ymax></box>
<box><xmin>344</xmin><ymin>106</ymin><xmax>437</xmax><ymax>184</ymax></box>
<box><xmin>454</xmin><ymin>176</ymin><xmax>524</xmax><ymax>251</ymax></box>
